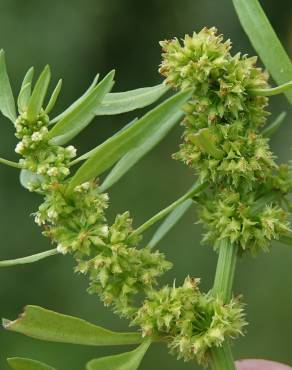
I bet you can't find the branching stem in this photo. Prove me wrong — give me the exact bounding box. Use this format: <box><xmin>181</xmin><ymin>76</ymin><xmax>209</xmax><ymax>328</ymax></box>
<box><xmin>0</xmin><ymin>249</ymin><xmax>58</xmax><ymax>268</ymax></box>
<box><xmin>250</xmin><ymin>80</ymin><xmax>292</xmax><ymax>96</ymax></box>
<box><xmin>131</xmin><ymin>181</ymin><xmax>208</xmax><ymax>237</ymax></box>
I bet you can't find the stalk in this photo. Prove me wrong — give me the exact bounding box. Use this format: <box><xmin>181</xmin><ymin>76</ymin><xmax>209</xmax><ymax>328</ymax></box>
<box><xmin>132</xmin><ymin>181</ymin><xmax>208</xmax><ymax>237</ymax></box>
<box><xmin>250</xmin><ymin>80</ymin><xmax>292</xmax><ymax>96</ymax></box>
<box><xmin>0</xmin><ymin>157</ymin><xmax>22</xmax><ymax>169</ymax></box>
<box><xmin>209</xmin><ymin>239</ymin><xmax>238</xmax><ymax>370</ymax></box>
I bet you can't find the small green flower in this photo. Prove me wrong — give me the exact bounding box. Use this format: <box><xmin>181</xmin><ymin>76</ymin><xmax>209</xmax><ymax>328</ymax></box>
<box><xmin>133</xmin><ymin>277</ymin><xmax>246</xmax><ymax>365</ymax></box>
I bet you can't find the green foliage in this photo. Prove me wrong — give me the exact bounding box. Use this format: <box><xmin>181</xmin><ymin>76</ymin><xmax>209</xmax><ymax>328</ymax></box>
<box><xmin>0</xmin><ymin>50</ymin><xmax>16</xmax><ymax>122</ymax></box>
<box><xmin>3</xmin><ymin>305</ymin><xmax>142</xmax><ymax>345</ymax></box>
<box><xmin>48</xmin><ymin>70</ymin><xmax>115</xmax><ymax>145</ymax></box>
<box><xmin>1</xmin><ymin>1</ymin><xmax>292</xmax><ymax>368</ymax></box>
<box><xmin>232</xmin><ymin>0</ymin><xmax>292</xmax><ymax>105</ymax></box>
<box><xmin>86</xmin><ymin>340</ymin><xmax>151</xmax><ymax>370</ymax></box>
<box><xmin>67</xmin><ymin>89</ymin><xmax>192</xmax><ymax>192</ymax></box>
<box><xmin>95</xmin><ymin>84</ymin><xmax>169</xmax><ymax>115</ymax></box>
<box><xmin>7</xmin><ymin>358</ymin><xmax>56</xmax><ymax>370</ymax></box>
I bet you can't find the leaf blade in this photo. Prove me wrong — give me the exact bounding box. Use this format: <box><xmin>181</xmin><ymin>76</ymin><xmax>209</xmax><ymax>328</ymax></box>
<box><xmin>17</xmin><ymin>67</ymin><xmax>34</xmax><ymax>113</ymax></box>
<box><xmin>48</xmin><ymin>71</ymin><xmax>115</xmax><ymax>145</ymax></box>
<box><xmin>100</xmin><ymin>110</ymin><xmax>183</xmax><ymax>191</ymax></box>
<box><xmin>148</xmin><ymin>199</ymin><xmax>193</xmax><ymax>249</ymax></box>
<box><xmin>95</xmin><ymin>84</ymin><xmax>169</xmax><ymax>115</ymax></box>
<box><xmin>67</xmin><ymin>89</ymin><xmax>192</xmax><ymax>193</ymax></box>
<box><xmin>45</xmin><ymin>79</ymin><xmax>62</xmax><ymax>114</ymax></box>
<box><xmin>7</xmin><ymin>357</ymin><xmax>56</xmax><ymax>370</ymax></box>
<box><xmin>50</xmin><ymin>73</ymin><xmax>100</xmax><ymax>124</ymax></box>
<box><xmin>232</xmin><ymin>0</ymin><xmax>292</xmax><ymax>105</ymax></box>
<box><xmin>27</xmin><ymin>65</ymin><xmax>51</xmax><ymax>122</ymax></box>
<box><xmin>3</xmin><ymin>305</ymin><xmax>142</xmax><ymax>346</ymax></box>
<box><xmin>86</xmin><ymin>339</ymin><xmax>151</xmax><ymax>370</ymax></box>
<box><xmin>0</xmin><ymin>49</ymin><xmax>16</xmax><ymax>122</ymax></box>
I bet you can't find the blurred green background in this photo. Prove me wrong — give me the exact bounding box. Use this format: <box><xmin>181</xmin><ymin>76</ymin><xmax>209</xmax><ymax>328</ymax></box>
<box><xmin>0</xmin><ymin>0</ymin><xmax>292</xmax><ymax>369</ymax></box>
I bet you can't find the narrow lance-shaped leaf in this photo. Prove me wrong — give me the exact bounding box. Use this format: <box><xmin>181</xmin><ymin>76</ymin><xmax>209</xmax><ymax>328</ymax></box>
<box><xmin>45</xmin><ymin>79</ymin><xmax>62</xmax><ymax>114</ymax></box>
<box><xmin>27</xmin><ymin>65</ymin><xmax>51</xmax><ymax>122</ymax></box>
<box><xmin>95</xmin><ymin>84</ymin><xmax>169</xmax><ymax>115</ymax></box>
<box><xmin>67</xmin><ymin>89</ymin><xmax>192</xmax><ymax>193</ymax></box>
<box><xmin>7</xmin><ymin>357</ymin><xmax>56</xmax><ymax>370</ymax></box>
<box><xmin>86</xmin><ymin>339</ymin><xmax>151</xmax><ymax>370</ymax></box>
<box><xmin>99</xmin><ymin>110</ymin><xmax>183</xmax><ymax>192</ymax></box>
<box><xmin>70</xmin><ymin>117</ymin><xmax>138</xmax><ymax>166</ymax></box>
<box><xmin>3</xmin><ymin>305</ymin><xmax>143</xmax><ymax>346</ymax></box>
<box><xmin>148</xmin><ymin>198</ymin><xmax>193</xmax><ymax>249</ymax></box>
<box><xmin>0</xmin><ymin>49</ymin><xmax>16</xmax><ymax>122</ymax></box>
<box><xmin>232</xmin><ymin>0</ymin><xmax>292</xmax><ymax>105</ymax></box>
<box><xmin>261</xmin><ymin>111</ymin><xmax>286</xmax><ymax>138</ymax></box>
<box><xmin>17</xmin><ymin>66</ymin><xmax>34</xmax><ymax>113</ymax></box>
<box><xmin>50</xmin><ymin>73</ymin><xmax>100</xmax><ymax>124</ymax></box>
<box><xmin>48</xmin><ymin>71</ymin><xmax>115</xmax><ymax>145</ymax></box>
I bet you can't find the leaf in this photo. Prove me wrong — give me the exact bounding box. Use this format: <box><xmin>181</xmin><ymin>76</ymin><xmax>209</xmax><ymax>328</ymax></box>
<box><xmin>99</xmin><ymin>110</ymin><xmax>183</xmax><ymax>191</ymax></box>
<box><xmin>67</xmin><ymin>89</ymin><xmax>192</xmax><ymax>193</ymax></box>
<box><xmin>95</xmin><ymin>84</ymin><xmax>169</xmax><ymax>115</ymax></box>
<box><xmin>3</xmin><ymin>305</ymin><xmax>142</xmax><ymax>346</ymax></box>
<box><xmin>45</xmin><ymin>79</ymin><xmax>62</xmax><ymax>114</ymax></box>
<box><xmin>0</xmin><ymin>49</ymin><xmax>16</xmax><ymax>122</ymax></box>
<box><xmin>148</xmin><ymin>199</ymin><xmax>193</xmax><ymax>249</ymax></box>
<box><xmin>17</xmin><ymin>67</ymin><xmax>34</xmax><ymax>113</ymax></box>
<box><xmin>48</xmin><ymin>71</ymin><xmax>115</xmax><ymax>145</ymax></box>
<box><xmin>70</xmin><ymin>118</ymin><xmax>138</xmax><ymax>166</ymax></box>
<box><xmin>261</xmin><ymin>111</ymin><xmax>286</xmax><ymax>138</ymax></box>
<box><xmin>27</xmin><ymin>65</ymin><xmax>51</xmax><ymax>122</ymax></box>
<box><xmin>232</xmin><ymin>0</ymin><xmax>292</xmax><ymax>105</ymax></box>
<box><xmin>86</xmin><ymin>339</ymin><xmax>151</xmax><ymax>370</ymax></box>
<box><xmin>50</xmin><ymin>73</ymin><xmax>100</xmax><ymax>124</ymax></box>
<box><xmin>20</xmin><ymin>169</ymin><xmax>44</xmax><ymax>191</ymax></box>
<box><xmin>7</xmin><ymin>357</ymin><xmax>56</xmax><ymax>370</ymax></box>
<box><xmin>0</xmin><ymin>249</ymin><xmax>58</xmax><ymax>268</ymax></box>
<box><xmin>190</xmin><ymin>128</ymin><xmax>224</xmax><ymax>159</ymax></box>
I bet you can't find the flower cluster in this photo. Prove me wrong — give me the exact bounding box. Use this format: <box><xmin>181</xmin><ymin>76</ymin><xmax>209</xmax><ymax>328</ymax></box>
<box><xmin>14</xmin><ymin>110</ymin><xmax>76</xmax><ymax>190</ymax></box>
<box><xmin>160</xmin><ymin>27</ymin><xmax>290</xmax><ymax>253</ymax></box>
<box><xmin>40</xmin><ymin>182</ymin><xmax>172</xmax><ymax>317</ymax></box>
<box><xmin>11</xmin><ymin>50</ymin><xmax>251</xmax><ymax>366</ymax></box>
<box><xmin>133</xmin><ymin>277</ymin><xmax>246</xmax><ymax>364</ymax></box>
<box><xmin>198</xmin><ymin>188</ymin><xmax>290</xmax><ymax>254</ymax></box>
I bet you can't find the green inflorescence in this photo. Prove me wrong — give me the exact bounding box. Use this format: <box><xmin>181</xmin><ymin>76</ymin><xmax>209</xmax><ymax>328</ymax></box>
<box><xmin>159</xmin><ymin>27</ymin><xmax>291</xmax><ymax>254</ymax></box>
<box><xmin>133</xmin><ymin>276</ymin><xmax>245</xmax><ymax>365</ymax></box>
<box><xmin>16</xmin><ymin>27</ymin><xmax>292</xmax><ymax>365</ymax></box>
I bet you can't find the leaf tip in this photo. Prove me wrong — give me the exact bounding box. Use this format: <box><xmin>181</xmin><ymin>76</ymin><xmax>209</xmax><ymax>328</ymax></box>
<box><xmin>2</xmin><ymin>317</ymin><xmax>11</xmax><ymax>329</ymax></box>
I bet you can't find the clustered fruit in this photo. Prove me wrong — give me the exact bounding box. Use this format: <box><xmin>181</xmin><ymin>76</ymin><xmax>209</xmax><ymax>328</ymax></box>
<box><xmin>159</xmin><ymin>27</ymin><xmax>291</xmax><ymax>254</ymax></box>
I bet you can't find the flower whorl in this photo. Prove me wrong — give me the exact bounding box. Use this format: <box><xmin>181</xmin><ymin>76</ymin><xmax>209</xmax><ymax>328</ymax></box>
<box><xmin>160</xmin><ymin>27</ymin><xmax>290</xmax><ymax>253</ymax></box>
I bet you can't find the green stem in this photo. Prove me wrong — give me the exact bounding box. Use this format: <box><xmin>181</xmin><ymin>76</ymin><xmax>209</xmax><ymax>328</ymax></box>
<box><xmin>0</xmin><ymin>157</ymin><xmax>22</xmax><ymax>169</ymax></box>
<box><xmin>131</xmin><ymin>181</ymin><xmax>208</xmax><ymax>237</ymax></box>
<box><xmin>261</xmin><ymin>111</ymin><xmax>286</xmax><ymax>138</ymax></box>
<box><xmin>0</xmin><ymin>249</ymin><xmax>58</xmax><ymax>267</ymax></box>
<box><xmin>278</xmin><ymin>234</ymin><xmax>292</xmax><ymax>247</ymax></box>
<box><xmin>210</xmin><ymin>342</ymin><xmax>236</xmax><ymax>370</ymax></box>
<box><xmin>250</xmin><ymin>80</ymin><xmax>292</xmax><ymax>97</ymax></box>
<box><xmin>210</xmin><ymin>239</ymin><xmax>238</xmax><ymax>370</ymax></box>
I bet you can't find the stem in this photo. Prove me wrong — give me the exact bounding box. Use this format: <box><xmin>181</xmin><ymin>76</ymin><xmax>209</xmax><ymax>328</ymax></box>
<box><xmin>131</xmin><ymin>181</ymin><xmax>208</xmax><ymax>237</ymax></box>
<box><xmin>0</xmin><ymin>249</ymin><xmax>58</xmax><ymax>267</ymax></box>
<box><xmin>250</xmin><ymin>80</ymin><xmax>292</xmax><ymax>97</ymax></box>
<box><xmin>0</xmin><ymin>157</ymin><xmax>22</xmax><ymax>169</ymax></box>
<box><xmin>210</xmin><ymin>342</ymin><xmax>236</xmax><ymax>370</ymax></box>
<box><xmin>210</xmin><ymin>239</ymin><xmax>238</xmax><ymax>370</ymax></box>
<box><xmin>278</xmin><ymin>234</ymin><xmax>292</xmax><ymax>247</ymax></box>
